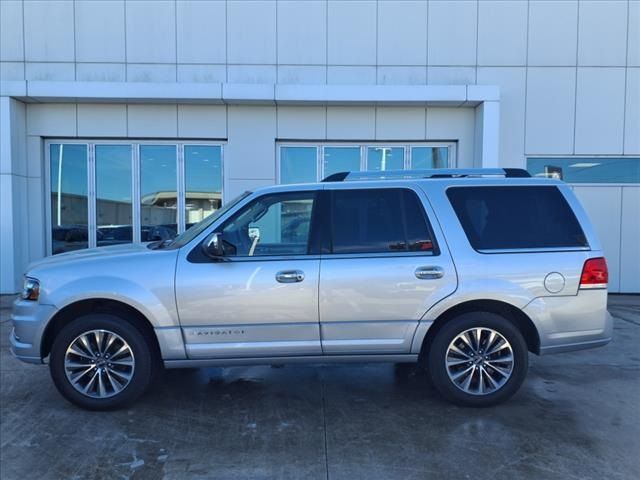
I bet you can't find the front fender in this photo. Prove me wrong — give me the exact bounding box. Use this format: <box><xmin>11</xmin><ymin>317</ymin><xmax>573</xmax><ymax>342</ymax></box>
<box><xmin>45</xmin><ymin>276</ymin><xmax>179</xmax><ymax>328</ymax></box>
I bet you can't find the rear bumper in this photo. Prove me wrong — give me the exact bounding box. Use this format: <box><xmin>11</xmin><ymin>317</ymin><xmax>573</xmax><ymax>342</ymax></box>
<box><xmin>9</xmin><ymin>299</ymin><xmax>57</xmax><ymax>364</ymax></box>
<box><xmin>524</xmin><ymin>289</ymin><xmax>613</xmax><ymax>355</ymax></box>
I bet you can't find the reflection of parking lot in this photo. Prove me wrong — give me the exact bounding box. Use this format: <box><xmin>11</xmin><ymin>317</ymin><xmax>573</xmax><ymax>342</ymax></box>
<box><xmin>1</xmin><ymin>295</ymin><xmax>638</xmax><ymax>479</ymax></box>
<box><xmin>52</xmin><ymin>224</ymin><xmax>178</xmax><ymax>254</ymax></box>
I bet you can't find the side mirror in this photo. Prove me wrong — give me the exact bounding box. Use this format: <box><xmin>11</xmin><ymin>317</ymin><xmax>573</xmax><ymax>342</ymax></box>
<box><xmin>202</xmin><ymin>232</ymin><xmax>225</xmax><ymax>259</ymax></box>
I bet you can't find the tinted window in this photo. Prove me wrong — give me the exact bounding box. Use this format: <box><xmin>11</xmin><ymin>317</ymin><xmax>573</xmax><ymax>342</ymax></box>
<box><xmin>330</xmin><ymin>189</ymin><xmax>435</xmax><ymax>254</ymax></box>
<box><xmin>221</xmin><ymin>192</ymin><xmax>315</xmax><ymax>256</ymax></box>
<box><xmin>447</xmin><ymin>186</ymin><xmax>588</xmax><ymax>250</ymax></box>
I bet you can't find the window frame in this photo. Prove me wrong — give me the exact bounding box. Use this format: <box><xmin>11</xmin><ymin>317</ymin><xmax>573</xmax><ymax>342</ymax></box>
<box><xmin>323</xmin><ymin>186</ymin><xmax>440</xmax><ymax>259</ymax></box>
<box><xmin>44</xmin><ymin>139</ymin><xmax>225</xmax><ymax>256</ymax></box>
<box><xmin>276</xmin><ymin>142</ymin><xmax>457</xmax><ymax>184</ymax></box>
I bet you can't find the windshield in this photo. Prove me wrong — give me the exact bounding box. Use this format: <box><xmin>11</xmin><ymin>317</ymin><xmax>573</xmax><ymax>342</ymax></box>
<box><xmin>163</xmin><ymin>191</ymin><xmax>252</xmax><ymax>249</ymax></box>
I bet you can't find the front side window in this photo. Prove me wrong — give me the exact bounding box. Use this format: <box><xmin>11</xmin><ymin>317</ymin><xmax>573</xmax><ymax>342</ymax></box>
<box><xmin>220</xmin><ymin>192</ymin><xmax>316</xmax><ymax>257</ymax></box>
<box><xmin>447</xmin><ymin>186</ymin><xmax>588</xmax><ymax>251</ymax></box>
<box><xmin>330</xmin><ymin>189</ymin><xmax>435</xmax><ymax>254</ymax></box>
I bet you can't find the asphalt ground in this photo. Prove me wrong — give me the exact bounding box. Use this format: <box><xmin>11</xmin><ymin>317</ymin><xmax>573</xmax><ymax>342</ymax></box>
<box><xmin>1</xmin><ymin>294</ymin><xmax>638</xmax><ymax>480</ymax></box>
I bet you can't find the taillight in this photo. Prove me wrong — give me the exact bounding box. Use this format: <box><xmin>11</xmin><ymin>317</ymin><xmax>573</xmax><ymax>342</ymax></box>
<box><xmin>580</xmin><ymin>257</ymin><xmax>608</xmax><ymax>289</ymax></box>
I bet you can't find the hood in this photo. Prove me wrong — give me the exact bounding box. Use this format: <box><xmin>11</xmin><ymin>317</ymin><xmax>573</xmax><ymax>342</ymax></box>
<box><xmin>26</xmin><ymin>243</ymin><xmax>157</xmax><ymax>275</ymax></box>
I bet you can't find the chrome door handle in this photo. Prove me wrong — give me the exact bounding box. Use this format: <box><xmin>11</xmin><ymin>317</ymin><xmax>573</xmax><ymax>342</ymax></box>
<box><xmin>276</xmin><ymin>270</ymin><xmax>305</xmax><ymax>283</ymax></box>
<box><xmin>415</xmin><ymin>266</ymin><xmax>444</xmax><ymax>280</ymax></box>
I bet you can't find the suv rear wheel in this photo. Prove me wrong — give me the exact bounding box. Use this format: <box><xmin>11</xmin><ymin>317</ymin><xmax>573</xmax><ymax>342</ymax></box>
<box><xmin>49</xmin><ymin>314</ymin><xmax>155</xmax><ymax>410</ymax></box>
<box><xmin>427</xmin><ymin>312</ymin><xmax>528</xmax><ymax>407</ymax></box>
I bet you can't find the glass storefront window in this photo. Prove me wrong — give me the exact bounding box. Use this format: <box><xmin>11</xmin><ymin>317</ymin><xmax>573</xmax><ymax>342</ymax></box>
<box><xmin>50</xmin><ymin>144</ymin><xmax>89</xmax><ymax>254</ymax></box>
<box><xmin>140</xmin><ymin>145</ymin><xmax>178</xmax><ymax>241</ymax></box>
<box><xmin>185</xmin><ymin>145</ymin><xmax>223</xmax><ymax>228</ymax></box>
<box><xmin>527</xmin><ymin>158</ymin><xmax>640</xmax><ymax>183</ymax></box>
<box><xmin>96</xmin><ymin>145</ymin><xmax>133</xmax><ymax>246</ymax></box>
<box><xmin>411</xmin><ymin>147</ymin><xmax>449</xmax><ymax>169</ymax></box>
<box><xmin>323</xmin><ymin>147</ymin><xmax>361</xmax><ymax>178</ymax></box>
<box><xmin>48</xmin><ymin>141</ymin><xmax>223</xmax><ymax>255</ymax></box>
<box><xmin>367</xmin><ymin>147</ymin><xmax>404</xmax><ymax>171</ymax></box>
<box><xmin>279</xmin><ymin>144</ymin><xmax>453</xmax><ymax>185</ymax></box>
<box><xmin>280</xmin><ymin>146</ymin><xmax>317</xmax><ymax>184</ymax></box>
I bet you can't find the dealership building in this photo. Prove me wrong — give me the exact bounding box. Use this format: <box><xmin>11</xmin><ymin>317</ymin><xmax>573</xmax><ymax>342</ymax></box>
<box><xmin>1</xmin><ymin>0</ymin><xmax>638</xmax><ymax>294</ymax></box>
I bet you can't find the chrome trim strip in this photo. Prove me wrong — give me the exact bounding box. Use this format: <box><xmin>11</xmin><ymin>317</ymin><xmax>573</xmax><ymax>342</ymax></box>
<box><xmin>164</xmin><ymin>354</ymin><xmax>419</xmax><ymax>368</ymax></box>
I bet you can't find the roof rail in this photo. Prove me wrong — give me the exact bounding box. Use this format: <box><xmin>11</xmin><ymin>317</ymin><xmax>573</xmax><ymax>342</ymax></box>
<box><xmin>321</xmin><ymin>168</ymin><xmax>531</xmax><ymax>182</ymax></box>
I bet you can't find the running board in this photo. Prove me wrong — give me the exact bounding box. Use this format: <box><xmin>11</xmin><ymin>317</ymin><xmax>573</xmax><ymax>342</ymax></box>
<box><xmin>164</xmin><ymin>354</ymin><xmax>419</xmax><ymax>369</ymax></box>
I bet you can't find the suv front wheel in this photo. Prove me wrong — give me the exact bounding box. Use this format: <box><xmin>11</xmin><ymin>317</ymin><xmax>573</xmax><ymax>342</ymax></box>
<box><xmin>49</xmin><ymin>314</ymin><xmax>154</xmax><ymax>410</ymax></box>
<box><xmin>428</xmin><ymin>312</ymin><xmax>528</xmax><ymax>407</ymax></box>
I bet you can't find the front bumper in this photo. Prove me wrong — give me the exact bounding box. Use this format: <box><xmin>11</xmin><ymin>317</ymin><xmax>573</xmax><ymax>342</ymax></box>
<box><xmin>9</xmin><ymin>298</ymin><xmax>57</xmax><ymax>364</ymax></box>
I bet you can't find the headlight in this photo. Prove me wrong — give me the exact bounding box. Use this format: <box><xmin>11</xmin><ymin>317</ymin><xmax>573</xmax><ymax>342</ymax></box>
<box><xmin>21</xmin><ymin>277</ymin><xmax>40</xmax><ymax>301</ymax></box>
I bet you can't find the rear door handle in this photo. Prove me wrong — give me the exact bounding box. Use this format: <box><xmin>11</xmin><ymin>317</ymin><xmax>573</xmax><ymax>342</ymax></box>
<box><xmin>276</xmin><ymin>270</ymin><xmax>305</xmax><ymax>283</ymax></box>
<box><xmin>415</xmin><ymin>266</ymin><xmax>444</xmax><ymax>280</ymax></box>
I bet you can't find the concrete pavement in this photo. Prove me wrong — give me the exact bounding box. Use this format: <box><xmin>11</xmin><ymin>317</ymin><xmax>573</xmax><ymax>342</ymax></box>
<box><xmin>1</xmin><ymin>295</ymin><xmax>638</xmax><ymax>479</ymax></box>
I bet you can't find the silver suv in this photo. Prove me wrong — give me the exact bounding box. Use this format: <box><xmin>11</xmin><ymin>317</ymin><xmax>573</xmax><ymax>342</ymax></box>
<box><xmin>10</xmin><ymin>168</ymin><xmax>612</xmax><ymax>410</ymax></box>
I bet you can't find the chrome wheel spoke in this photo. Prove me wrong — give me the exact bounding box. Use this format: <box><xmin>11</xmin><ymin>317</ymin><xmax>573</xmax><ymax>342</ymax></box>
<box><xmin>445</xmin><ymin>327</ymin><xmax>514</xmax><ymax>396</ymax></box>
<box><xmin>64</xmin><ymin>329</ymin><xmax>135</xmax><ymax>399</ymax></box>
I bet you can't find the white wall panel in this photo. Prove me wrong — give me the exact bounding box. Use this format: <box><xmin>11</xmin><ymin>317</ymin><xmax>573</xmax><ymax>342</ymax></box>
<box><xmin>629</xmin><ymin>2</ymin><xmax>640</xmax><ymax>67</ymax></box>
<box><xmin>327</xmin><ymin>66</ymin><xmax>376</xmax><ymax>85</ymax></box>
<box><xmin>226</xmin><ymin>106</ymin><xmax>276</xmax><ymax>179</ymax></box>
<box><xmin>278</xmin><ymin>0</ymin><xmax>326</xmax><ymax>65</ymax></box>
<box><xmin>25</xmin><ymin>63</ymin><xmax>75</xmax><ymax>81</ymax></box>
<box><xmin>378</xmin><ymin>1</ymin><xmax>427</xmax><ymax>66</ymax></box>
<box><xmin>126</xmin><ymin>64</ymin><xmax>176</xmax><ymax>83</ymax></box>
<box><xmin>620</xmin><ymin>187</ymin><xmax>640</xmax><ymax>293</ymax></box>
<box><xmin>127</xmin><ymin>105</ymin><xmax>178</xmax><ymax>138</ymax></box>
<box><xmin>125</xmin><ymin>1</ymin><xmax>176</xmax><ymax>63</ymax></box>
<box><xmin>177</xmin><ymin>0</ymin><xmax>226</xmax><ymax>64</ymax></box>
<box><xmin>277</xmin><ymin>106</ymin><xmax>326</xmax><ymax>139</ymax></box>
<box><xmin>177</xmin><ymin>105</ymin><xmax>227</xmax><ymax>139</ymax></box>
<box><xmin>27</xmin><ymin>176</ymin><xmax>45</xmax><ymax>260</ymax></box>
<box><xmin>572</xmin><ymin>186</ymin><xmax>622</xmax><ymax>293</ymax></box>
<box><xmin>624</xmin><ymin>68</ymin><xmax>640</xmax><ymax>155</ymax></box>
<box><xmin>228</xmin><ymin>65</ymin><xmax>277</xmax><ymax>84</ymax></box>
<box><xmin>177</xmin><ymin>65</ymin><xmax>226</xmax><ymax>84</ymax></box>
<box><xmin>326</xmin><ymin>106</ymin><xmax>375</xmax><ymax>139</ymax></box>
<box><xmin>227</xmin><ymin>0</ymin><xmax>276</xmax><ymax>64</ymax></box>
<box><xmin>528</xmin><ymin>1</ymin><xmax>578</xmax><ymax>66</ymax></box>
<box><xmin>377</xmin><ymin>66</ymin><xmax>427</xmax><ymax>85</ymax></box>
<box><xmin>525</xmin><ymin>67</ymin><xmax>576</xmax><ymax>154</ymax></box>
<box><xmin>24</xmin><ymin>0</ymin><xmax>74</xmax><ymax>62</ymax></box>
<box><xmin>477</xmin><ymin>67</ymin><xmax>526</xmax><ymax>168</ymax></box>
<box><xmin>574</xmin><ymin>68</ymin><xmax>625</xmax><ymax>155</ymax></box>
<box><xmin>27</xmin><ymin>104</ymin><xmax>77</xmax><ymax>137</ymax></box>
<box><xmin>0</xmin><ymin>62</ymin><xmax>24</xmax><ymax>81</ymax></box>
<box><xmin>77</xmin><ymin>104</ymin><xmax>127</xmax><ymax>137</ymax></box>
<box><xmin>75</xmin><ymin>0</ymin><xmax>125</xmax><ymax>63</ymax></box>
<box><xmin>328</xmin><ymin>0</ymin><xmax>376</xmax><ymax>66</ymax></box>
<box><xmin>428</xmin><ymin>67</ymin><xmax>476</xmax><ymax>85</ymax></box>
<box><xmin>578</xmin><ymin>0</ymin><xmax>627</xmax><ymax>67</ymax></box>
<box><xmin>426</xmin><ymin>107</ymin><xmax>475</xmax><ymax>167</ymax></box>
<box><xmin>477</xmin><ymin>1</ymin><xmax>527</xmax><ymax>66</ymax></box>
<box><xmin>76</xmin><ymin>63</ymin><xmax>126</xmax><ymax>82</ymax></box>
<box><xmin>26</xmin><ymin>135</ymin><xmax>42</xmax><ymax>179</ymax></box>
<box><xmin>0</xmin><ymin>0</ymin><xmax>24</xmax><ymax>61</ymax></box>
<box><xmin>277</xmin><ymin>66</ymin><xmax>326</xmax><ymax>85</ymax></box>
<box><xmin>375</xmin><ymin>107</ymin><xmax>426</xmax><ymax>141</ymax></box>
<box><xmin>428</xmin><ymin>1</ymin><xmax>477</xmax><ymax>66</ymax></box>
<box><xmin>226</xmin><ymin>178</ymin><xmax>275</xmax><ymax>200</ymax></box>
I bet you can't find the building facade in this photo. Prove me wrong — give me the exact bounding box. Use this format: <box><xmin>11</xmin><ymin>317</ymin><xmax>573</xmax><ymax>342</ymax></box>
<box><xmin>1</xmin><ymin>0</ymin><xmax>639</xmax><ymax>293</ymax></box>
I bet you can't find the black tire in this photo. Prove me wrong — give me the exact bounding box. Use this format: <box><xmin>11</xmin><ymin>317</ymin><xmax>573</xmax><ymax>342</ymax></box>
<box><xmin>427</xmin><ymin>311</ymin><xmax>528</xmax><ymax>407</ymax></box>
<box><xmin>49</xmin><ymin>314</ymin><xmax>155</xmax><ymax>410</ymax></box>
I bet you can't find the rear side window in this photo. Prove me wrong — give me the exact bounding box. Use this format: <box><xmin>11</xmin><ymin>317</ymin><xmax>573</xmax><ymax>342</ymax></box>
<box><xmin>330</xmin><ymin>188</ymin><xmax>436</xmax><ymax>254</ymax></box>
<box><xmin>447</xmin><ymin>186</ymin><xmax>588</xmax><ymax>250</ymax></box>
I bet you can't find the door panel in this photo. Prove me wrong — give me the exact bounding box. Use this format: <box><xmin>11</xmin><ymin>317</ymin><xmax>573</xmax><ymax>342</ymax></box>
<box><xmin>176</xmin><ymin>258</ymin><xmax>321</xmax><ymax>358</ymax></box>
<box><xmin>319</xmin><ymin>255</ymin><xmax>456</xmax><ymax>354</ymax></box>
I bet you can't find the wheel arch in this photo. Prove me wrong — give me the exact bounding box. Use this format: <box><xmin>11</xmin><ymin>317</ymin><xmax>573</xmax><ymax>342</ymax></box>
<box><xmin>418</xmin><ymin>299</ymin><xmax>540</xmax><ymax>363</ymax></box>
<box><xmin>41</xmin><ymin>298</ymin><xmax>162</xmax><ymax>362</ymax></box>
